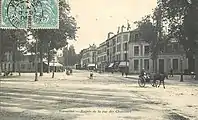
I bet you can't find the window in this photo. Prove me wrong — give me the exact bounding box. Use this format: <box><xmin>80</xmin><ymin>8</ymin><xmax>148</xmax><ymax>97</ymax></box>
<box><xmin>134</xmin><ymin>34</ymin><xmax>139</xmax><ymax>41</ymax></box>
<box><xmin>116</xmin><ymin>54</ymin><xmax>120</xmax><ymax>61</ymax></box>
<box><xmin>144</xmin><ymin>59</ymin><xmax>149</xmax><ymax>70</ymax></box>
<box><xmin>124</xmin><ymin>53</ymin><xmax>127</xmax><ymax>60</ymax></box>
<box><xmin>134</xmin><ymin>46</ymin><xmax>139</xmax><ymax>56</ymax></box>
<box><xmin>167</xmin><ymin>44</ymin><xmax>173</xmax><ymax>52</ymax></box>
<box><xmin>134</xmin><ymin>60</ymin><xmax>139</xmax><ymax>71</ymax></box>
<box><xmin>123</xmin><ymin>34</ymin><xmax>128</xmax><ymax>41</ymax></box>
<box><xmin>113</xmin><ymin>47</ymin><xmax>116</xmax><ymax>53</ymax></box>
<box><xmin>112</xmin><ymin>55</ymin><xmax>115</xmax><ymax>61</ymax></box>
<box><xmin>107</xmin><ymin>41</ymin><xmax>109</xmax><ymax>47</ymax></box>
<box><xmin>159</xmin><ymin>45</ymin><xmax>165</xmax><ymax>53</ymax></box>
<box><xmin>144</xmin><ymin>46</ymin><xmax>149</xmax><ymax>55</ymax></box>
<box><xmin>117</xmin><ymin>44</ymin><xmax>121</xmax><ymax>52</ymax></box>
<box><xmin>117</xmin><ymin>36</ymin><xmax>121</xmax><ymax>43</ymax></box>
<box><xmin>173</xmin><ymin>44</ymin><xmax>179</xmax><ymax>51</ymax></box>
<box><xmin>123</xmin><ymin>43</ymin><xmax>128</xmax><ymax>51</ymax></box>
<box><xmin>107</xmin><ymin>49</ymin><xmax>109</xmax><ymax>55</ymax></box>
<box><xmin>113</xmin><ymin>38</ymin><xmax>116</xmax><ymax>45</ymax></box>
<box><xmin>173</xmin><ymin>59</ymin><xmax>178</xmax><ymax>71</ymax></box>
<box><xmin>104</xmin><ymin>56</ymin><xmax>106</xmax><ymax>61</ymax></box>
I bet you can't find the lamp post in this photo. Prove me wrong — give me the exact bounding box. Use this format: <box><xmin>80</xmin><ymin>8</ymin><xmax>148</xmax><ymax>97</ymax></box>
<box><xmin>52</xmin><ymin>49</ymin><xmax>56</xmax><ymax>78</ymax></box>
<box><xmin>180</xmin><ymin>53</ymin><xmax>185</xmax><ymax>82</ymax></box>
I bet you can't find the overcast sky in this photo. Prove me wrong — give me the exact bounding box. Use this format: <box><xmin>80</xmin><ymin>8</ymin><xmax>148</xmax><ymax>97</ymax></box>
<box><xmin>68</xmin><ymin>0</ymin><xmax>157</xmax><ymax>53</ymax></box>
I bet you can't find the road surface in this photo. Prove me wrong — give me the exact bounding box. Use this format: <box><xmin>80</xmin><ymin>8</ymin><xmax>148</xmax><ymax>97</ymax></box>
<box><xmin>0</xmin><ymin>70</ymin><xmax>198</xmax><ymax>120</ymax></box>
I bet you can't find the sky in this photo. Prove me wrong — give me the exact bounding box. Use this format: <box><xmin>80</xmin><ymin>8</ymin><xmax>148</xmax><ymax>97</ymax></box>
<box><xmin>68</xmin><ymin>0</ymin><xmax>157</xmax><ymax>53</ymax></box>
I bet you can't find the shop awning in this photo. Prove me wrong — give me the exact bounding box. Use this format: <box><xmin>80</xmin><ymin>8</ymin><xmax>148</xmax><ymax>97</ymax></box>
<box><xmin>119</xmin><ymin>61</ymin><xmax>129</xmax><ymax>67</ymax></box>
<box><xmin>108</xmin><ymin>63</ymin><xmax>114</xmax><ymax>68</ymax></box>
<box><xmin>44</xmin><ymin>62</ymin><xmax>63</xmax><ymax>67</ymax></box>
<box><xmin>88</xmin><ymin>64</ymin><xmax>96</xmax><ymax>67</ymax></box>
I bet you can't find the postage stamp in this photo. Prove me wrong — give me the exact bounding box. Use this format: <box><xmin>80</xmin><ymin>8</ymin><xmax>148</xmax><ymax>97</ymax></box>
<box><xmin>0</xmin><ymin>0</ymin><xmax>59</xmax><ymax>29</ymax></box>
<box><xmin>30</xmin><ymin>0</ymin><xmax>59</xmax><ymax>29</ymax></box>
<box><xmin>0</xmin><ymin>0</ymin><xmax>28</xmax><ymax>29</ymax></box>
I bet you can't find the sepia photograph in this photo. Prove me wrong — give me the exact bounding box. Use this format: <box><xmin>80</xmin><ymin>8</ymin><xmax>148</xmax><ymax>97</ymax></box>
<box><xmin>0</xmin><ymin>0</ymin><xmax>198</xmax><ymax>119</ymax></box>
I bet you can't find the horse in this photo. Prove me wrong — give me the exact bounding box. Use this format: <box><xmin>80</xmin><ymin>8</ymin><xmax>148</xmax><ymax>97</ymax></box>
<box><xmin>149</xmin><ymin>72</ymin><xmax>168</xmax><ymax>89</ymax></box>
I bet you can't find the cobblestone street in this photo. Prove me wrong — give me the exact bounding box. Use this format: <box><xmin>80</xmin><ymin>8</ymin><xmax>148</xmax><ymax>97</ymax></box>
<box><xmin>0</xmin><ymin>70</ymin><xmax>198</xmax><ymax>120</ymax></box>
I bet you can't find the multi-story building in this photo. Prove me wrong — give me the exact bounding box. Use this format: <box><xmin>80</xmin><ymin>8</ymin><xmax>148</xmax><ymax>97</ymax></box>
<box><xmin>128</xmin><ymin>28</ymin><xmax>188</xmax><ymax>74</ymax></box>
<box><xmin>1</xmin><ymin>51</ymin><xmax>63</xmax><ymax>73</ymax></box>
<box><xmin>97</xmin><ymin>41</ymin><xmax>107</xmax><ymax>71</ymax></box>
<box><xmin>80</xmin><ymin>44</ymin><xmax>97</xmax><ymax>69</ymax></box>
<box><xmin>105</xmin><ymin>30</ymin><xmax>130</xmax><ymax>71</ymax></box>
<box><xmin>1</xmin><ymin>52</ymin><xmax>39</xmax><ymax>72</ymax></box>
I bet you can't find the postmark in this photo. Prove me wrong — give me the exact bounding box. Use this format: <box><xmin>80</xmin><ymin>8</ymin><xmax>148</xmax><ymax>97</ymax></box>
<box><xmin>0</xmin><ymin>0</ymin><xmax>59</xmax><ymax>29</ymax></box>
<box><xmin>1</xmin><ymin>0</ymin><xmax>28</xmax><ymax>29</ymax></box>
<box><xmin>30</xmin><ymin>0</ymin><xmax>59</xmax><ymax>29</ymax></box>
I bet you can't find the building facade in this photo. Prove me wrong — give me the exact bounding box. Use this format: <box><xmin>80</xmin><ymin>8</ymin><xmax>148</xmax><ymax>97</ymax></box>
<box><xmin>128</xmin><ymin>29</ymin><xmax>188</xmax><ymax>74</ymax></box>
<box><xmin>1</xmin><ymin>52</ymin><xmax>38</xmax><ymax>72</ymax></box>
<box><xmin>97</xmin><ymin>41</ymin><xmax>107</xmax><ymax>71</ymax></box>
<box><xmin>105</xmin><ymin>31</ymin><xmax>130</xmax><ymax>71</ymax></box>
<box><xmin>80</xmin><ymin>44</ymin><xmax>97</xmax><ymax>69</ymax></box>
<box><xmin>1</xmin><ymin>51</ymin><xmax>63</xmax><ymax>73</ymax></box>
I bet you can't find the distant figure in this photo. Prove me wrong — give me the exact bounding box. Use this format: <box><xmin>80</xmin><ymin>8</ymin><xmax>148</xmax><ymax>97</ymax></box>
<box><xmin>90</xmin><ymin>70</ymin><xmax>93</xmax><ymax>79</ymax></box>
<box><xmin>170</xmin><ymin>68</ymin><xmax>173</xmax><ymax>77</ymax></box>
<box><xmin>140</xmin><ymin>68</ymin><xmax>145</xmax><ymax>77</ymax></box>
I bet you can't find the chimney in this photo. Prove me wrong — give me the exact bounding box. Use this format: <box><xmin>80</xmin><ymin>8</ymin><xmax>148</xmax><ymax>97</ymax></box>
<box><xmin>121</xmin><ymin>25</ymin><xmax>125</xmax><ymax>33</ymax></box>
<box><xmin>117</xmin><ymin>26</ymin><xmax>120</xmax><ymax>34</ymax></box>
<box><xmin>107</xmin><ymin>32</ymin><xmax>114</xmax><ymax>39</ymax></box>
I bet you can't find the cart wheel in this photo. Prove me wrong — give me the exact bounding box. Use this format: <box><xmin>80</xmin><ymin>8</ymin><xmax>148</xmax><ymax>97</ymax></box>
<box><xmin>138</xmin><ymin>77</ymin><xmax>145</xmax><ymax>87</ymax></box>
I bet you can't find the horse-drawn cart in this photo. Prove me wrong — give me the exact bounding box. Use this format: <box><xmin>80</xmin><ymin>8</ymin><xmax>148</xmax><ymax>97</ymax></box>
<box><xmin>138</xmin><ymin>73</ymin><xmax>160</xmax><ymax>87</ymax></box>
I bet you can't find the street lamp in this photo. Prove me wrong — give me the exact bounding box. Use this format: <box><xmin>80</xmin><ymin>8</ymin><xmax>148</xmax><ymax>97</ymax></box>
<box><xmin>52</xmin><ymin>48</ymin><xmax>56</xmax><ymax>78</ymax></box>
<box><xmin>180</xmin><ymin>54</ymin><xmax>185</xmax><ymax>82</ymax></box>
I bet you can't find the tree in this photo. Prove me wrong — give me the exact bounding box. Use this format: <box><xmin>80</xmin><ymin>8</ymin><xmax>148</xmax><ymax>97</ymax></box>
<box><xmin>63</xmin><ymin>45</ymin><xmax>78</xmax><ymax>66</ymax></box>
<box><xmin>134</xmin><ymin>9</ymin><xmax>163</xmax><ymax>73</ymax></box>
<box><xmin>162</xmin><ymin>0</ymin><xmax>198</xmax><ymax>77</ymax></box>
<box><xmin>29</xmin><ymin>0</ymin><xmax>78</xmax><ymax>76</ymax></box>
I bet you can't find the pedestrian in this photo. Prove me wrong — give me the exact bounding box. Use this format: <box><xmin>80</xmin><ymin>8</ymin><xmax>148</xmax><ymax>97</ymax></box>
<box><xmin>170</xmin><ymin>68</ymin><xmax>173</xmax><ymax>77</ymax></box>
<box><xmin>90</xmin><ymin>70</ymin><xmax>93</xmax><ymax>79</ymax></box>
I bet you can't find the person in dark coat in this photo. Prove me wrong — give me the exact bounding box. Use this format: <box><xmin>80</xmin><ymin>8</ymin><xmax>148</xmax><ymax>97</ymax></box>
<box><xmin>170</xmin><ymin>68</ymin><xmax>173</xmax><ymax>77</ymax></box>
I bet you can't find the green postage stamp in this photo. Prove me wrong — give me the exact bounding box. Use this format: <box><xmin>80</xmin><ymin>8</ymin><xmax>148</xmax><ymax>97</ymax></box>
<box><xmin>0</xmin><ymin>0</ymin><xmax>59</xmax><ymax>29</ymax></box>
<box><xmin>30</xmin><ymin>0</ymin><xmax>59</xmax><ymax>29</ymax></box>
<box><xmin>0</xmin><ymin>0</ymin><xmax>28</xmax><ymax>29</ymax></box>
